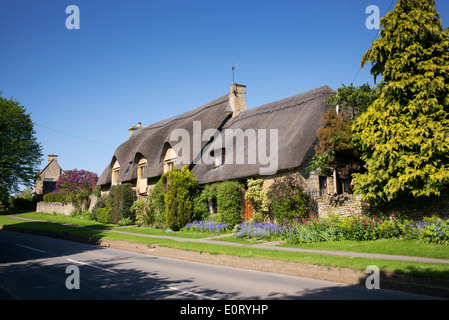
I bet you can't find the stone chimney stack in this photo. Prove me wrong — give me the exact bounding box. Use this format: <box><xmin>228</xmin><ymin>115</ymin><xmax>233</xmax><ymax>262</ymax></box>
<box><xmin>129</xmin><ymin>122</ymin><xmax>143</xmax><ymax>137</ymax></box>
<box><xmin>229</xmin><ymin>83</ymin><xmax>246</xmax><ymax>117</ymax></box>
<box><xmin>48</xmin><ymin>155</ymin><xmax>58</xmax><ymax>164</ymax></box>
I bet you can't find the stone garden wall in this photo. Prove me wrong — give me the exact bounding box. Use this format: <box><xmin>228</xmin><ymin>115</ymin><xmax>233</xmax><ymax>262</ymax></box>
<box><xmin>36</xmin><ymin>201</ymin><xmax>76</xmax><ymax>216</ymax></box>
<box><xmin>317</xmin><ymin>194</ymin><xmax>449</xmax><ymax>220</ymax></box>
<box><xmin>36</xmin><ymin>195</ymin><xmax>99</xmax><ymax>216</ymax></box>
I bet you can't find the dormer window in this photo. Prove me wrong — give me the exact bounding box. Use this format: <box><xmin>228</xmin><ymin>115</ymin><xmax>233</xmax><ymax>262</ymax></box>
<box><xmin>137</xmin><ymin>158</ymin><xmax>146</xmax><ymax>180</ymax></box>
<box><xmin>212</xmin><ymin>148</ymin><xmax>225</xmax><ymax>168</ymax></box>
<box><xmin>111</xmin><ymin>159</ymin><xmax>120</xmax><ymax>185</ymax></box>
<box><xmin>164</xmin><ymin>147</ymin><xmax>177</xmax><ymax>173</ymax></box>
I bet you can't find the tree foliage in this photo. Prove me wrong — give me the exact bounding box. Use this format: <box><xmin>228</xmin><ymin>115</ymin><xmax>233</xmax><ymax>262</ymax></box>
<box><xmin>324</xmin><ymin>83</ymin><xmax>376</xmax><ymax>120</ymax></box>
<box><xmin>161</xmin><ymin>166</ymin><xmax>199</xmax><ymax>231</ymax></box>
<box><xmin>105</xmin><ymin>183</ymin><xmax>136</xmax><ymax>223</ymax></box>
<box><xmin>54</xmin><ymin>169</ymin><xmax>98</xmax><ymax>197</ymax></box>
<box><xmin>0</xmin><ymin>96</ymin><xmax>43</xmax><ymax>195</ymax></box>
<box><xmin>244</xmin><ymin>179</ymin><xmax>270</xmax><ymax>222</ymax></box>
<box><xmin>266</xmin><ymin>174</ymin><xmax>314</xmax><ymax>223</ymax></box>
<box><xmin>307</xmin><ymin>83</ymin><xmax>374</xmax><ymax>176</ymax></box>
<box><xmin>216</xmin><ymin>180</ymin><xmax>243</xmax><ymax>228</ymax></box>
<box><xmin>314</xmin><ymin>109</ymin><xmax>354</xmax><ymax>166</ymax></box>
<box><xmin>353</xmin><ymin>0</ymin><xmax>449</xmax><ymax>203</ymax></box>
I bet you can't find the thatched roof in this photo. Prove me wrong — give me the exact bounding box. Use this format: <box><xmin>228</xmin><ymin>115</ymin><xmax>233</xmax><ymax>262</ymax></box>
<box><xmin>98</xmin><ymin>94</ymin><xmax>233</xmax><ymax>186</ymax></box>
<box><xmin>191</xmin><ymin>86</ymin><xmax>335</xmax><ymax>184</ymax></box>
<box><xmin>98</xmin><ymin>85</ymin><xmax>335</xmax><ymax>187</ymax></box>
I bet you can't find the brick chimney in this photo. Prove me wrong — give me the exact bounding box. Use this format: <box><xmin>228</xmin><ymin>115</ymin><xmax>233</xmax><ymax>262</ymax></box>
<box><xmin>48</xmin><ymin>155</ymin><xmax>58</xmax><ymax>164</ymax></box>
<box><xmin>129</xmin><ymin>122</ymin><xmax>142</xmax><ymax>137</ymax></box>
<box><xmin>229</xmin><ymin>83</ymin><xmax>246</xmax><ymax>117</ymax></box>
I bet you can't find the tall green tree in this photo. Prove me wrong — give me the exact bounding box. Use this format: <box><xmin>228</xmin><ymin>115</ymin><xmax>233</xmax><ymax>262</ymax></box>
<box><xmin>352</xmin><ymin>0</ymin><xmax>449</xmax><ymax>203</ymax></box>
<box><xmin>0</xmin><ymin>95</ymin><xmax>43</xmax><ymax>196</ymax></box>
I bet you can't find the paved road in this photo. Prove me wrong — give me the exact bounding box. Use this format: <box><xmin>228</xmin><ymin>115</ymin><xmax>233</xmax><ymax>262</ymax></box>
<box><xmin>0</xmin><ymin>230</ymin><xmax>438</xmax><ymax>301</ymax></box>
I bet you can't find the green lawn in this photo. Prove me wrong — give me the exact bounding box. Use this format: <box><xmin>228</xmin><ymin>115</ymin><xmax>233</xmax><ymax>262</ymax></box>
<box><xmin>281</xmin><ymin>239</ymin><xmax>449</xmax><ymax>260</ymax></box>
<box><xmin>117</xmin><ymin>226</ymin><xmax>219</xmax><ymax>239</ymax></box>
<box><xmin>1</xmin><ymin>212</ymin><xmax>449</xmax><ymax>280</ymax></box>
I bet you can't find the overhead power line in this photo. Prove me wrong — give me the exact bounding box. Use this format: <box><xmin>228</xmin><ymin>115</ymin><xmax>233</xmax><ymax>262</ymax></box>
<box><xmin>36</xmin><ymin>123</ymin><xmax>115</xmax><ymax>149</ymax></box>
<box><xmin>352</xmin><ymin>0</ymin><xmax>396</xmax><ymax>84</ymax></box>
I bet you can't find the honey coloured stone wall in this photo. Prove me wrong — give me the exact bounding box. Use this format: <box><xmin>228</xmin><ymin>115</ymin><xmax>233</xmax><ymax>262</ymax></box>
<box><xmin>36</xmin><ymin>201</ymin><xmax>76</xmax><ymax>216</ymax></box>
<box><xmin>316</xmin><ymin>194</ymin><xmax>449</xmax><ymax>220</ymax></box>
<box><xmin>36</xmin><ymin>196</ymin><xmax>99</xmax><ymax>216</ymax></box>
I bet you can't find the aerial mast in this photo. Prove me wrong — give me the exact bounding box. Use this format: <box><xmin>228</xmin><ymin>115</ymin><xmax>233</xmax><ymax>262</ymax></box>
<box><xmin>232</xmin><ymin>62</ymin><xmax>241</xmax><ymax>84</ymax></box>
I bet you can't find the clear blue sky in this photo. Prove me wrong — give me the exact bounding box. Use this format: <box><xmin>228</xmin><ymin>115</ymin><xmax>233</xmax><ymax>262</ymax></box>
<box><xmin>1</xmin><ymin>0</ymin><xmax>448</xmax><ymax>190</ymax></box>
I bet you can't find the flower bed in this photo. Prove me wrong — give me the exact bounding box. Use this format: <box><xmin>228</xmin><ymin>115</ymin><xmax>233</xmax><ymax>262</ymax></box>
<box><xmin>184</xmin><ymin>220</ymin><xmax>229</xmax><ymax>234</ymax></box>
<box><xmin>229</xmin><ymin>213</ymin><xmax>449</xmax><ymax>244</ymax></box>
<box><xmin>286</xmin><ymin>214</ymin><xmax>449</xmax><ymax>244</ymax></box>
<box><xmin>182</xmin><ymin>215</ymin><xmax>449</xmax><ymax>245</ymax></box>
<box><xmin>235</xmin><ymin>222</ymin><xmax>288</xmax><ymax>240</ymax></box>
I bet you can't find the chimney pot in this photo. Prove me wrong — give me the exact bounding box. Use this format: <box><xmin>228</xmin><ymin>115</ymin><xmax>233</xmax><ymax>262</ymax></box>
<box><xmin>129</xmin><ymin>123</ymin><xmax>143</xmax><ymax>138</ymax></box>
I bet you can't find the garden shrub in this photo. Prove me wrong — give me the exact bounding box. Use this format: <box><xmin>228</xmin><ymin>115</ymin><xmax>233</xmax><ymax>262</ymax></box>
<box><xmin>104</xmin><ymin>183</ymin><xmax>136</xmax><ymax>224</ymax></box>
<box><xmin>9</xmin><ymin>195</ymin><xmax>40</xmax><ymax>211</ymax></box>
<box><xmin>161</xmin><ymin>166</ymin><xmax>199</xmax><ymax>231</ymax></box>
<box><xmin>47</xmin><ymin>169</ymin><xmax>99</xmax><ymax>214</ymax></box>
<box><xmin>216</xmin><ymin>180</ymin><xmax>243</xmax><ymax>228</ymax></box>
<box><xmin>378</xmin><ymin>219</ymin><xmax>400</xmax><ymax>239</ymax></box>
<box><xmin>147</xmin><ymin>178</ymin><xmax>165</xmax><ymax>218</ymax></box>
<box><xmin>91</xmin><ymin>195</ymin><xmax>107</xmax><ymax>220</ymax></box>
<box><xmin>266</xmin><ymin>174</ymin><xmax>314</xmax><ymax>223</ymax></box>
<box><xmin>131</xmin><ymin>199</ymin><xmax>155</xmax><ymax>226</ymax></box>
<box><xmin>244</xmin><ymin>179</ymin><xmax>270</xmax><ymax>222</ymax></box>
<box><xmin>96</xmin><ymin>208</ymin><xmax>111</xmax><ymax>224</ymax></box>
<box><xmin>191</xmin><ymin>183</ymin><xmax>221</xmax><ymax>221</ymax></box>
<box><xmin>43</xmin><ymin>192</ymin><xmax>65</xmax><ymax>203</ymax></box>
<box><xmin>192</xmin><ymin>192</ymin><xmax>210</xmax><ymax>221</ymax></box>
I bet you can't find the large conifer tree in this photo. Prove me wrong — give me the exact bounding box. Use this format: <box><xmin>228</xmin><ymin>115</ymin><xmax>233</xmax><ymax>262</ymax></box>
<box><xmin>352</xmin><ymin>0</ymin><xmax>449</xmax><ymax>203</ymax></box>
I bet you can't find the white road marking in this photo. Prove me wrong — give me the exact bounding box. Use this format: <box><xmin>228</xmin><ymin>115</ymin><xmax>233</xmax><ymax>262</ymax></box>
<box><xmin>67</xmin><ymin>258</ymin><xmax>117</xmax><ymax>274</ymax></box>
<box><xmin>168</xmin><ymin>286</ymin><xmax>217</xmax><ymax>300</ymax></box>
<box><xmin>16</xmin><ymin>244</ymin><xmax>46</xmax><ymax>254</ymax></box>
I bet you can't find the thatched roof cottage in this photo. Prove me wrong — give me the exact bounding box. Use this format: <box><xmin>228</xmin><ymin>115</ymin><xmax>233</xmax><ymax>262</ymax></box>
<box><xmin>98</xmin><ymin>84</ymin><xmax>338</xmax><ymax>213</ymax></box>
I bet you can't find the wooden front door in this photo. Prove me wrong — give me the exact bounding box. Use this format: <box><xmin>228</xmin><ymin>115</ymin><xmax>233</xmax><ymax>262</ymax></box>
<box><xmin>243</xmin><ymin>198</ymin><xmax>254</xmax><ymax>221</ymax></box>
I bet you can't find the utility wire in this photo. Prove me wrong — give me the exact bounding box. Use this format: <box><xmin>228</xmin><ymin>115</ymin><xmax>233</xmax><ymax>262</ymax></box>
<box><xmin>36</xmin><ymin>123</ymin><xmax>115</xmax><ymax>149</ymax></box>
<box><xmin>352</xmin><ymin>0</ymin><xmax>396</xmax><ymax>85</ymax></box>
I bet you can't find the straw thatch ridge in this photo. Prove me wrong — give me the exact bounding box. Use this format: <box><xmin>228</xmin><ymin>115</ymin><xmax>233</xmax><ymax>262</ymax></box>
<box><xmin>98</xmin><ymin>94</ymin><xmax>232</xmax><ymax>186</ymax></box>
<box><xmin>192</xmin><ymin>86</ymin><xmax>335</xmax><ymax>184</ymax></box>
<box><xmin>98</xmin><ymin>85</ymin><xmax>335</xmax><ymax>188</ymax></box>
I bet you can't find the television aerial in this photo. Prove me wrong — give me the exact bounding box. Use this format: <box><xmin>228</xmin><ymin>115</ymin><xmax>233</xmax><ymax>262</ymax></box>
<box><xmin>232</xmin><ymin>62</ymin><xmax>241</xmax><ymax>84</ymax></box>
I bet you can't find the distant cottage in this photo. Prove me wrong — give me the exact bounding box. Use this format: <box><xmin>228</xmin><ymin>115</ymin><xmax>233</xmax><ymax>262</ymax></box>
<box><xmin>34</xmin><ymin>155</ymin><xmax>64</xmax><ymax>196</ymax></box>
<box><xmin>98</xmin><ymin>84</ymin><xmax>345</xmax><ymax>219</ymax></box>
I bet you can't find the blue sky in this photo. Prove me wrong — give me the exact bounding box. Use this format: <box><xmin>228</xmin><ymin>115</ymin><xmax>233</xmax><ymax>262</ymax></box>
<box><xmin>1</xmin><ymin>0</ymin><xmax>449</xmax><ymax>190</ymax></box>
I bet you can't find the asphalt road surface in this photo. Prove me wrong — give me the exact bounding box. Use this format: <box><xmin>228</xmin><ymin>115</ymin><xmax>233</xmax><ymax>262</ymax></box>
<box><xmin>0</xmin><ymin>230</ymin><xmax>438</xmax><ymax>301</ymax></box>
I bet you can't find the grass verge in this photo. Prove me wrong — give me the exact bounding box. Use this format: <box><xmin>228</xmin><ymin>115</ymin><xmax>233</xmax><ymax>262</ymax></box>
<box><xmin>1</xmin><ymin>213</ymin><xmax>449</xmax><ymax>280</ymax></box>
<box><xmin>281</xmin><ymin>239</ymin><xmax>449</xmax><ymax>260</ymax></box>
